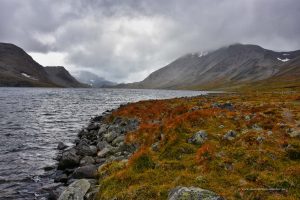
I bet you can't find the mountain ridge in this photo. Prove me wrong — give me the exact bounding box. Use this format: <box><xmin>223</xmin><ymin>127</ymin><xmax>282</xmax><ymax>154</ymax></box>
<box><xmin>117</xmin><ymin>44</ymin><xmax>300</xmax><ymax>90</ymax></box>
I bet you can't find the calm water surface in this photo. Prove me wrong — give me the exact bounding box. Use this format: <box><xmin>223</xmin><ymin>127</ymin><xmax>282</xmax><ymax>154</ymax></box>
<box><xmin>0</xmin><ymin>88</ymin><xmax>209</xmax><ymax>199</ymax></box>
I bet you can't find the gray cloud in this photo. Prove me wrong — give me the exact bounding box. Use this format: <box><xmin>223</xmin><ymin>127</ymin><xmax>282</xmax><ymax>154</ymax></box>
<box><xmin>0</xmin><ymin>0</ymin><xmax>300</xmax><ymax>82</ymax></box>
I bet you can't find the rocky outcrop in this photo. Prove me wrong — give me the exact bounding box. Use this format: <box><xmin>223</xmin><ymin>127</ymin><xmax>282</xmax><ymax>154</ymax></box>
<box><xmin>168</xmin><ymin>186</ymin><xmax>224</xmax><ymax>200</ymax></box>
<box><xmin>53</xmin><ymin>110</ymin><xmax>139</xmax><ymax>199</ymax></box>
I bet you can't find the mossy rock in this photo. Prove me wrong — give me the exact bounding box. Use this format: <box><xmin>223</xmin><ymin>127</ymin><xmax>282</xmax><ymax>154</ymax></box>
<box><xmin>168</xmin><ymin>186</ymin><xmax>224</xmax><ymax>200</ymax></box>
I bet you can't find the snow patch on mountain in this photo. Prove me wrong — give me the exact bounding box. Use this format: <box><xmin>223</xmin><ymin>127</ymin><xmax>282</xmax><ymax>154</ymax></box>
<box><xmin>277</xmin><ymin>57</ymin><xmax>290</xmax><ymax>62</ymax></box>
<box><xmin>21</xmin><ymin>73</ymin><xmax>37</xmax><ymax>80</ymax></box>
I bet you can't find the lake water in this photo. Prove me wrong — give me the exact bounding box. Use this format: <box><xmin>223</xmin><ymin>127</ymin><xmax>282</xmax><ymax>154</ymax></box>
<box><xmin>0</xmin><ymin>88</ymin><xmax>209</xmax><ymax>200</ymax></box>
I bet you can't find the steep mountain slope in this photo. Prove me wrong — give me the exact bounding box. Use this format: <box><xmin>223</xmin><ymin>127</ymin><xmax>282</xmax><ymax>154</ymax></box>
<box><xmin>73</xmin><ymin>71</ymin><xmax>117</xmax><ymax>87</ymax></box>
<box><xmin>0</xmin><ymin>43</ymin><xmax>55</xmax><ymax>87</ymax></box>
<box><xmin>121</xmin><ymin>44</ymin><xmax>300</xmax><ymax>90</ymax></box>
<box><xmin>242</xmin><ymin>55</ymin><xmax>300</xmax><ymax>91</ymax></box>
<box><xmin>44</xmin><ymin>66</ymin><xmax>88</xmax><ymax>88</ymax></box>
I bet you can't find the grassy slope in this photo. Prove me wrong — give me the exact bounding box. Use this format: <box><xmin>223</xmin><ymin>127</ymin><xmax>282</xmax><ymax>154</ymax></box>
<box><xmin>96</xmin><ymin>92</ymin><xmax>300</xmax><ymax>200</ymax></box>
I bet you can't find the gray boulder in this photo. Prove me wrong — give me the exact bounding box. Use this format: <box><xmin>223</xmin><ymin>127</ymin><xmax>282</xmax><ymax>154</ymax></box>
<box><xmin>86</xmin><ymin>122</ymin><xmax>100</xmax><ymax>131</ymax></box>
<box><xmin>97</xmin><ymin>146</ymin><xmax>113</xmax><ymax>158</ymax></box>
<box><xmin>80</xmin><ymin>156</ymin><xmax>95</xmax><ymax>166</ymax></box>
<box><xmin>58</xmin><ymin>179</ymin><xmax>90</xmax><ymax>200</ymax></box>
<box><xmin>188</xmin><ymin>130</ymin><xmax>208</xmax><ymax>145</ymax></box>
<box><xmin>72</xmin><ymin>165</ymin><xmax>98</xmax><ymax>179</ymax></box>
<box><xmin>98</xmin><ymin>124</ymin><xmax>108</xmax><ymax>135</ymax></box>
<box><xmin>57</xmin><ymin>142</ymin><xmax>68</xmax><ymax>150</ymax></box>
<box><xmin>76</xmin><ymin>141</ymin><xmax>97</xmax><ymax>156</ymax></box>
<box><xmin>223</xmin><ymin>130</ymin><xmax>237</xmax><ymax>141</ymax></box>
<box><xmin>54</xmin><ymin>170</ymin><xmax>68</xmax><ymax>183</ymax></box>
<box><xmin>96</xmin><ymin>141</ymin><xmax>110</xmax><ymax>151</ymax></box>
<box><xmin>58</xmin><ymin>148</ymin><xmax>80</xmax><ymax>170</ymax></box>
<box><xmin>168</xmin><ymin>186</ymin><xmax>224</xmax><ymax>200</ymax></box>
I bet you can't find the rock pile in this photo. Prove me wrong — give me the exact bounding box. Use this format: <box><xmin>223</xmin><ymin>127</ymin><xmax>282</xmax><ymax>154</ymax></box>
<box><xmin>52</xmin><ymin>112</ymin><xmax>139</xmax><ymax>199</ymax></box>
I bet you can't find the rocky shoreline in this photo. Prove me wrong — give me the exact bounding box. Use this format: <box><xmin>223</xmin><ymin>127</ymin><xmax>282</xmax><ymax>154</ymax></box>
<box><xmin>49</xmin><ymin>108</ymin><xmax>140</xmax><ymax>199</ymax></box>
<box><xmin>47</xmin><ymin>104</ymin><xmax>225</xmax><ymax>200</ymax></box>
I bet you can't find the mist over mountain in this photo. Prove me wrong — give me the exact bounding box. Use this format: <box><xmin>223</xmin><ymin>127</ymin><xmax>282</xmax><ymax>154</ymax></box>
<box><xmin>72</xmin><ymin>71</ymin><xmax>117</xmax><ymax>88</ymax></box>
<box><xmin>118</xmin><ymin>44</ymin><xmax>300</xmax><ymax>90</ymax></box>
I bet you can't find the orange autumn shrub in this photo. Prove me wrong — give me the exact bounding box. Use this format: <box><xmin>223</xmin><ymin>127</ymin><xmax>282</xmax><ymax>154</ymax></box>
<box><xmin>196</xmin><ymin>143</ymin><xmax>215</xmax><ymax>164</ymax></box>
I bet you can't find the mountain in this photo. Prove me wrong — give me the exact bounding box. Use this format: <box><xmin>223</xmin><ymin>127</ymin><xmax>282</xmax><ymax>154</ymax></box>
<box><xmin>73</xmin><ymin>71</ymin><xmax>117</xmax><ymax>87</ymax></box>
<box><xmin>119</xmin><ymin>44</ymin><xmax>300</xmax><ymax>90</ymax></box>
<box><xmin>44</xmin><ymin>66</ymin><xmax>88</xmax><ymax>88</ymax></box>
<box><xmin>0</xmin><ymin>43</ymin><xmax>56</xmax><ymax>87</ymax></box>
<box><xmin>0</xmin><ymin>42</ymin><xmax>87</xmax><ymax>87</ymax></box>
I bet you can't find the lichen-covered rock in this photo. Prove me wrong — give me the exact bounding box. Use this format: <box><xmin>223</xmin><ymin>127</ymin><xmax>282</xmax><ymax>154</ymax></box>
<box><xmin>287</xmin><ymin>128</ymin><xmax>300</xmax><ymax>138</ymax></box>
<box><xmin>58</xmin><ymin>179</ymin><xmax>90</xmax><ymax>200</ymax></box>
<box><xmin>168</xmin><ymin>186</ymin><xmax>224</xmax><ymax>200</ymax></box>
<box><xmin>111</xmin><ymin>135</ymin><xmax>125</xmax><ymax>146</ymax></box>
<box><xmin>188</xmin><ymin>130</ymin><xmax>208</xmax><ymax>145</ymax></box>
<box><xmin>103</xmin><ymin>131</ymin><xmax>119</xmax><ymax>143</ymax></box>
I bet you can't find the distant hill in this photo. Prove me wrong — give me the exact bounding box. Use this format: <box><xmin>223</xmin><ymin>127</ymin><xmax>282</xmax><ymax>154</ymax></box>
<box><xmin>117</xmin><ymin>44</ymin><xmax>300</xmax><ymax>90</ymax></box>
<box><xmin>72</xmin><ymin>71</ymin><xmax>117</xmax><ymax>88</ymax></box>
<box><xmin>45</xmin><ymin>66</ymin><xmax>88</xmax><ymax>88</ymax></box>
<box><xmin>0</xmin><ymin>42</ymin><xmax>86</xmax><ymax>87</ymax></box>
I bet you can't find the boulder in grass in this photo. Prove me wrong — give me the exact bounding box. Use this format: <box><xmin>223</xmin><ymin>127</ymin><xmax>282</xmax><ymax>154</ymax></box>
<box><xmin>188</xmin><ymin>130</ymin><xmax>208</xmax><ymax>145</ymax></box>
<box><xmin>223</xmin><ymin>130</ymin><xmax>237</xmax><ymax>141</ymax></box>
<box><xmin>168</xmin><ymin>186</ymin><xmax>224</xmax><ymax>200</ymax></box>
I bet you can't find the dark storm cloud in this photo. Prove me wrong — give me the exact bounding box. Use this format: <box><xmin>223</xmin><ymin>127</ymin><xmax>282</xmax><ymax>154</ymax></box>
<box><xmin>0</xmin><ymin>0</ymin><xmax>300</xmax><ymax>82</ymax></box>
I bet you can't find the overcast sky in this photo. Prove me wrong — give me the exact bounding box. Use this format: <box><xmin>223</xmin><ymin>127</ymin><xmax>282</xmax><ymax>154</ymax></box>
<box><xmin>1</xmin><ymin>0</ymin><xmax>300</xmax><ymax>83</ymax></box>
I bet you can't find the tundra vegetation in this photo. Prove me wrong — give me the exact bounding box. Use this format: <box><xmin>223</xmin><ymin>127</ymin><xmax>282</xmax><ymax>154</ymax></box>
<box><xmin>96</xmin><ymin>92</ymin><xmax>300</xmax><ymax>200</ymax></box>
